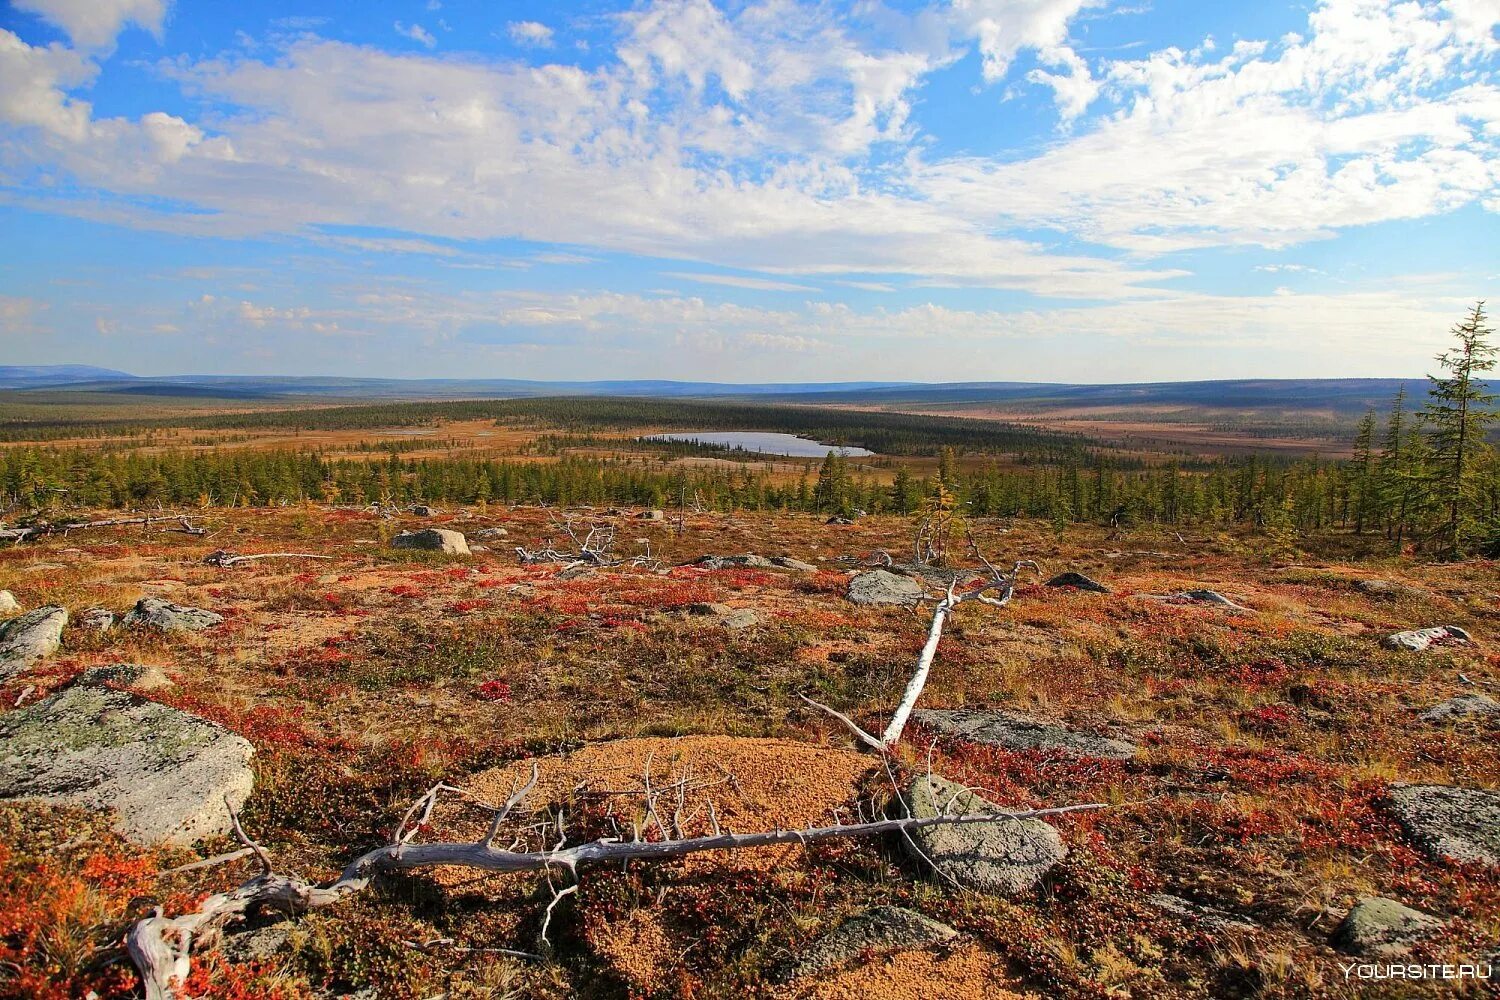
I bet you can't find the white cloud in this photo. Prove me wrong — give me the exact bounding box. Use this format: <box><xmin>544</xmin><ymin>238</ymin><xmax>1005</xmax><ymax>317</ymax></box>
<box><xmin>0</xmin><ymin>28</ymin><xmax>97</xmax><ymax>140</ymax></box>
<box><xmin>507</xmin><ymin>21</ymin><xmax>554</xmax><ymax>48</ymax></box>
<box><xmin>12</xmin><ymin>0</ymin><xmax>166</xmax><ymax>51</ymax></box>
<box><xmin>661</xmin><ymin>271</ymin><xmax>819</xmax><ymax>291</ymax></box>
<box><xmin>393</xmin><ymin>21</ymin><xmax>436</xmax><ymax>49</ymax></box>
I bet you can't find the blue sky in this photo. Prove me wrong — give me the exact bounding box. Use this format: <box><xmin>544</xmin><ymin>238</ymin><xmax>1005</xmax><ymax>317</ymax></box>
<box><xmin>1</xmin><ymin>0</ymin><xmax>1497</xmax><ymax>382</ymax></box>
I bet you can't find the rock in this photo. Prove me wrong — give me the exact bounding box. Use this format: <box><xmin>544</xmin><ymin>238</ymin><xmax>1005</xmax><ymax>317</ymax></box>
<box><xmin>1419</xmin><ymin>693</ymin><xmax>1500</xmax><ymax>723</ymax></box>
<box><xmin>1046</xmin><ymin>572</ymin><xmax>1111</xmax><ymax>594</ymax></box>
<box><xmin>846</xmin><ymin>570</ymin><xmax>925</xmax><ymax>606</ymax></box>
<box><xmin>0</xmin><ymin>606</ymin><xmax>67</xmax><ymax>678</ymax></box>
<box><xmin>0</xmin><ymin>591</ymin><xmax>19</xmax><ymax>614</ymax></box>
<box><xmin>410</xmin><ymin>504</ymin><xmax>435</xmax><ymax>516</ymax></box>
<box><xmin>221</xmin><ymin>923</ymin><xmax>293</xmax><ymax>964</ymax></box>
<box><xmin>391</xmin><ymin>528</ymin><xmax>471</xmax><ymax>555</ymax></box>
<box><xmin>911</xmin><ymin>708</ymin><xmax>1137</xmax><ymax>760</ymax></box>
<box><xmin>73</xmin><ymin>663</ymin><xmax>173</xmax><ymax>691</ymax></box>
<box><xmin>1356</xmin><ymin>579</ymin><xmax>1403</xmax><ymax>598</ymax></box>
<box><xmin>636</xmin><ymin>509</ymin><xmax>666</xmax><ymax>521</ymax></box>
<box><xmin>123</xmin><ymin>597</ymin><xmax>223</xmax><ymax>632</ymax></box>
<box><xmin>1177</xmin><ymin>589</ymin><xmax>1250</xmax><ymax>610</ymax></box>
<box><xmin>770</xmin><ymin>556</ymin><xmax>818</xmax><ymax>573</ymax></box>
<box><xmin>79</xmin><ymin>608</ymin><xmax>115</xmax><ymax>631</ymax></box>
<box><xmin>1383</xmin><ymin>625</ymin><xmax>1472</xmax><ymax>652</ymax></box>
<box><xmin>555</xmin><ymin>563</ymin><xmax>596</xmax><ymax>581</ymax></box>
<box><xmin>686</xmin><ymin>602</ymin><xmax>734</xmax><ymax>616</ymax></box>
<box><xmin>0</xmin><ymin>685</ymin><xmax>254</xmax><ymax>846</ymax></box>
<box><xmin>1148</xmin><ymin>893</ymin><xmax>1257</xmax><ymax>932</ymax></box>
<box><xmin>696</xmin><ymin>554</ymin><xmax>777</xmax><ymax>570</ymax></box>
<box><xmin>784</xmin><ymin>907</ymin><xmax>957</xmax><ymax>980</ymax></box>
<box><xmin>826</xmin><ymin>515</ymin><xmax>854</xmax><ymax>525</ymax></box>
<box><xmin>1385</xmin><ymin>784</ymin><xmax>1500</xmax><ymax>868</ymax></box>
<box><xmin>684</xmin><ymin>603</ymin><xmax>758</xmax><ymax>628</ymax></box>
<box><xmin>474</xmin><ymin>527</ymin><xmax>509</xmax><ymax>539</ymax></box>
<box><xmin>1332</xmin><ymin>898</ymin><xmax>1443</xmax><ymax>957</ymax></box>
<box><xmin>901</xmin><ymin>775</ymin><xmax>1066</xmax><ymax>894</ymax></box>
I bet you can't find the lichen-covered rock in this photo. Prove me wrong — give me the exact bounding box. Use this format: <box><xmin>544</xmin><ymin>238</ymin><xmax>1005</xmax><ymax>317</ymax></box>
<box><xmin>770</xmin><ymin>556</ymin><xmax>818</xmax><ymax>572</ymax></box>
<box><xmin>636</xmin><ymin>509</ymin><xmax>666</xmax><ymax>521</ymax></box>
<box><xmin>1148</xmin><ymin>894</ymin><xmax>1257</xmax><ymax>932</ymax></box>
<box><xmin>684</xmin><ymin>603</ymin><xmax>758</xmax><ymax>628</ymax></box>
<box><xmin>0</xmin><ymin>591</ymin><xmax>19</xmax><ymax>614</ymax></box>
<box><xmin>1385</xmin><ymin>784</ymin><xmax>1500</xmax><ymax>868</ymax></box>
<box><xmin>1332</xmin><ymin>898</ymin><xmax>1443</xmax><ymax>957</ymax></box>
<box><xmin>901</xmin><ymin>775</ymin><xmax>1066</xmax><ymax>894</ymax></box>
<box><xmin>0</xmin><ymin>606</ymin><xmax>67</xmax><ymax>678</ymax></box>
<box><xmin>785</xmin><ymin>907</ymin><xmax>957</xmax><ymax>980</ymax></box>
<box><xmin>123</xmin><ymin>596</ymin><xmax>223</xmax><ymax>631</ymax></box>
<box><xmin>0</xmin><ymin>685</ymin><xmax>254</xmax><ymax>846</ymax></box>
<box><xmin>474</xmin><ymin>526</ymin><xmax>509</xmax><ymax>539</ymax></box>
<box><xmin>1383</xmin><ymin>625</ymin><xmax>1473</xmax><ymax>652</ymax></box>
<box><xmin>911</xmin><ymin>708</ymin><xmax>1137</xmax><ymax>760</ymax></box>
<box><xmin>847</xmin><ymin>570</ymin><xmax>925</xmax><ymax>606</ymax></box>
<box><xmin>1355</xmin><ymin>578</ymin><xmax>1404</xmax><ymax>598</ymax></box>
<box><xmin>696</xmin><ymin>554</ymin><xmax>777</xmax><ymax>570</ymax></box>
<box><xmin>79</xmin><ymin>607</ymin><xmax>115</xmax><ymax>631</ymax></box>
<box><xmin>1046</xmin><ymin>572</ymin><xmax>1111</xmax><ymax>594</ymax></box>
<box><xmin>73</xmin><ymin>663</ymin><xmax>173</xmax><ymax>691</ymax></box>
<box><xmin>1177</xmin><ymin>589</ymin><xmax>1250</xmax><ymax>610</ymax></box>
<box><xmin>1419</xmin><ymin>693</ymin><xmax>1500</xmax><ymax>723</ymax></box>
<box><xmin>391</xmin><ymin>528</ymin><xmax>471</xmax><ymax>555</ymax></box>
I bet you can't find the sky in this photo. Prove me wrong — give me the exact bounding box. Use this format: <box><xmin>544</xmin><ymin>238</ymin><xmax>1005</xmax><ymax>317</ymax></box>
<box><xmin>1</xmin><ymin>0</ymin><xmax>1498</xmax><ymax>383</ymax></box>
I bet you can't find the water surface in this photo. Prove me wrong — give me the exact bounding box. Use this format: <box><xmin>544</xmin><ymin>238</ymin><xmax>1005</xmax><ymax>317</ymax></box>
<box><xmin>646</xmin><ymin>431</ymin><xmax>874</xmax><ymax>458</ymax></box>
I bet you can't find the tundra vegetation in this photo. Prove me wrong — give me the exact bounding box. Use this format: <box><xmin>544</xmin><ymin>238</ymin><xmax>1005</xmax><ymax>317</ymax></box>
<box><xmin>0</xmin><ymin>308</ymin><xmax>1495</xmax><ymax>998</ymax></box>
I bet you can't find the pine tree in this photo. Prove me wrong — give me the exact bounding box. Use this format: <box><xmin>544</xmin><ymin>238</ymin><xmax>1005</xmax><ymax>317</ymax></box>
<box><xmin>1420</xmin><ymin>302</ymin><xmax>1499</xmax><ymax>556</ymax></box>
<box><xmin>1375</xmin><ymin>386</ymin><xmax>1407</xmax><ymax>539</ymax></box>
<box><xmin>1348</xmin><ymin>407</ymin><xmax>1377</xmax><ymax>534</ymax></box>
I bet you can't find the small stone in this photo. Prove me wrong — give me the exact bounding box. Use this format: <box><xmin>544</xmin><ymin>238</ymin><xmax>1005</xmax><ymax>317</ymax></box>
<box><xmin>1177</xmin><ymin>589</ymin><xmax>1250</xmax><ymax>610</ymax></box>
<box><xmin>912</xmin><ymin>708</ymin><xmax>1137</xmax><ymax>760</ymax></box>
<box><xmin>0</xmin><ymin>591</ymin><xmax>19</xmax><ymax>614</ymax></box>
<box><xmin>391</xmin><ymin>528</ymin><xmax>471</xmax><ymax>555</ymax></box>
<box><xmin>0</xmin><ymin>606</ymin><xmax>67</xmax><ymax>678</ymax></box>
<box><xmin>785</xmin><ymin>907</ymin><xmax>957</xmax><ymax>980</ymax></box>
<box><xmin>770</xmin><ymin>556</ymin><xmax>818</xmax><ymax>572</ymax></box>
<box><xmin>1332</xmin><ymin>898</ymin><xmax>1443</xmax><ymax>957</ymax></box>
<box><xmin>410</xmin><ymin>504</ymin><xmax>435</xmax><ymax>516</ymax></box>
<box><xmin>1148</xmin><ymin>893</ymin><xmax>1257</xmax><ymax>932</ymax></box>
<box><xmin>1383</xmin><ymin>626</ymin><xmax>1473</xmax><ymax>652</ymax></box>
<box><xmin>686</xmin><ymin>602</ymin><xmax>734</xmax><ymax>616</ymax></box>
<box><xmin>73</xmin><ymin>663</ymin><xmax>173</xmax><ymax>691</ymax></box>
<box><xmin>1419</xmin><ymin>693</ymin><xmax>1500</xmax><ymax>723</ymax></box>
<box><xmin>474</xmin><ymin>527</ymin><xmax>509</xmax><ymax>539</ymax></box>
<box><xmin>221</xmin><ymin>923</ymin><xmax>293</xmax><ymax>963</ymax></box>
<box><xmin>79</xmin><ymin>608</ymin><xmax>115</xmax><ymax>632</ymax></box>
<box><xmin>123</xmin><ymin>597</ymin><xmax>223</xmax><ymax>632</ymax></box>
<box><xmin>901</xmin><ymin>775</ymin><xmax>1066</xmax><ymax>894</ymax></box>
<box><xmin>721</xmin><ymin>609</ymin><xmax>758</xmax><ymax>629</ymax></box>
<box><xmin>636</xmin><ymin>509</ymin><xmax>666</xmax><ymax>521</ymax></box>
<box><xmin>825</xmin><ymin>515</ymin><xmax>854</xmax><ymax>525</ymax></box>
<box><xmin>1385</xmin><ymin>784</ymin><xmax>1500</xmax><ymax>868</ymax></box>
<box><xmin>1046</xmin><ymin>572</ymin><xmax>1111</xmax><ymax>594</ymax></box>
<box><xmin>555</xmin><ymin>563</ymin><xmax>596</xmax><ymax>581</ymax></box>
<box><xmin>1356</xmin><ymin>579</ymin><xmax>1403</xmax><ymax>597</ymax></box>
<box><xmin>846</xmin><ymin>570</ymin><xmax>925</xmax><ymax>606</ymax></box>
<box><xmin>0</xmin><ymin>686</ymin><xmax>254</xmax><ymax>846</ymax></box>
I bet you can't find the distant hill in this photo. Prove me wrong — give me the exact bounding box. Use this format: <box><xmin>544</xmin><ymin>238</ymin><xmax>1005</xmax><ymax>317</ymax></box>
<box><xmin>0</xmin><ymin>365</ymin><xmax>136</xmax><ymax>388</ymax></box>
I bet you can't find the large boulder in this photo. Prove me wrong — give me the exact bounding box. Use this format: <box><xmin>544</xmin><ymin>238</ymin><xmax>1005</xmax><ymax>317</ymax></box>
<box><xmin>696</xmin><ymin>554</ymin><xmax>778</xmax><ymax>570</ymax></box>
<box><xmin>73</xmin><ymin>662</ymin><xmax>173</xmax><ymax>691</ymax></box>
<box><xmin>391</xmin><ymin>528</ymin><xmax>471</xmax><ymax>555</ymax></box>
<box><xmin>636</xmin><ymin>509</ymin><xmax>666</xmax><ymax>522</ymax></box>
<box><xmin>0</xmin><ymin>685</ymin><xmax>254</xmax><ymax>846</ymax></box>
<box><xmin>1385</xmin><ymin>784</ymin><xmax>1500</xmax><ymax>868</ymax></box>
<box><xmin>911</xmin><ymin>708</ymin><xmax>1137</xmax><ymax>761</ymax></box>
<box><xmin>1419</xmin><ymin>693</ymin><xmax>1500</xmax><ymax>724</ymax></box>
<box><xmin>0</xmin><ymin>606</ymin><xmax>67</xmax><ymax>678</ymax></box>
<box><xmin>1332</xmin><ymin>898</ymin><xmax>1443</xmax><ymax>957</ymax></box>
<box><xmin>1383</xmin><ymin>626</ymin><xmax>1472</xmax><ymax>652</ymax></box>
<box><xmin>847</xmin><ymin>570</ymin><xmax>925</xmax><ymax>606</ymax></box>
<box><xmin>771</xmin><ymin>556</ymin><xmax>818</xmax><ymax>573</ymax></box>
<box><xmin>783</xmin><ymin>907</ymin><xmax>957</xmax><ymax>981</ymax></box>
<box><xmin>901</xmin><ymin>775</ymin><xmax>1066</xmax><ymax>894</ymax></box>
<box><xmin>123</xmin><ymin>596</ymin><xmax>223</xmax><ymax>632</ymax></box>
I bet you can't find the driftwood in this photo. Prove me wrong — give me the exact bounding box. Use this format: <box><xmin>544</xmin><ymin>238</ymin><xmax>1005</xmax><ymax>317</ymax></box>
<box><xmin>804</xmin><ymin>546</ymin><xmax>1040</xmax><ymax>753</ymax></box>
<box><xmin>515</xmin><ymin>514</ymin><xmax>656</xmax><ymax>572</ymax></box>
<box><xmin>127</xmin><ymin>768</ymin><xmax>1102</xmax><ymax>999</ymax></box>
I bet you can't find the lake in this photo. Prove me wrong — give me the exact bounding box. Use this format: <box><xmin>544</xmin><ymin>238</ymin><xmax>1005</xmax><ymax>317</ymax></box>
<box><xmin>645</xmin><ymin>431</ymin><xmax>875</xmax><ymax>458</ymax></box>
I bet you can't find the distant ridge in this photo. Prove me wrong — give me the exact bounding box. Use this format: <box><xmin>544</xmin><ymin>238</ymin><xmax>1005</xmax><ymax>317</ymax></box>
<box><xmin>0</xmin><ymin>365</ymin><xmax>136</xmax><ymax>388</ymax></box>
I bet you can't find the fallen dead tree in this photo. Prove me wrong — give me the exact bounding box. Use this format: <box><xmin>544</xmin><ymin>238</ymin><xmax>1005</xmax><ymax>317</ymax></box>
<box><xmin>515</xmin><ymin>513</ymin><xmax>656</xmax><ymax>571</ymax></box>
<box><xmin>127</xmin><ymin>767</ymin><xmax>1103</xmax><ymax>999</ymax></box>
<box><xmin>202</xmin><ymin>550</ymin><xmax>335</xmax><ymax>568</ymax></box>
<box><xmin>0</xmin><ymin>514</ymin><xmax>208</xmax><ymax>544</ymax></box>
<box><xmin>804</xmin><ymin>545</ymin><xmax>1040</xmax><ymax>754</ymax></box>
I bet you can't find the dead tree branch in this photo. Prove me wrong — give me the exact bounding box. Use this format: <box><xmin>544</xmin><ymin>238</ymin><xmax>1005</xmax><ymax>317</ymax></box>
<box><xmin>203</xmin><ymin>550</ymin><xmax>335</xmax><ymax>568</ymax></box>
<box><xmin>0</xmin><ymin>514</ymin><xmax>207</xmax><ymax>544</ymax></box>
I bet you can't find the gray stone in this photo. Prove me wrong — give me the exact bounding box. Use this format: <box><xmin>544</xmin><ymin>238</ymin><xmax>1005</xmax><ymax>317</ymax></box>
<box><xmin>826</xmin><ymin>515</ymin><xmax>853</xmax><ymax>525</ymax></box>
<box><xmin>474</xmin><ymin>526</ymin><xmax>509</xmax><ymax>539</ymax></box>
<box><xmin>1419</xmin><ymin>693</ymin><xmax>1500</xmax><ymax>723</ymax></box>
<box><xmin>786</xmin><ymin>907</ymin><xmax>957</xmax><ymax>980</ymax></box>
<box><xmin>770</xmin><ymin>556</ymin><xmax>818</xmax><ymax>573</ymax></box>
<box><xmin>1046</xmin><ymin>572</ymin><xmax>1111</xmax><ymax>594</ymax></box>
<box><xmin>1177</xmin><ymin>589</ymin><xmax>1250</xmax><ymax>610</ymax></box>
<box><xmin>391</xmin><ymin>528</ymin><xmax>471</xmax><ymax>555</ymax></box>
<box><xmin>721</xmin><ymin>609</ymin><xmax>758</xmax><ymax>629</ymax></box>
<box><xmin>695</xmin><ymin>554</ymin><xmax>777</xmax><ymax>570</ymax></box>
<box><xmin>410</xmin><ymin>504</ymin><xmax>436</xmax><ymax>516</ymax></box>
<box><xmin>901</xmin><ymin>775</ymin><xmax>1066</xmax><ymax>894</ymax></box>
<box><xmin>686</xmin><ymin>602</ymin><xmax>734</xmax><ymax>616</ymax></box>
<box><xmin>73</xmin><ymin>663</ymin><xmax>173</xmax><ymax>691</ymax></box>
<box><xmin>0</xmin><ymin>606</ymin><xmax>67</xmax><ymax>678</ymax></box>
<box><xmin>1332</xmin><ymin>898</ymin><xmax>1443</xmax><ymax>957</ymax></box>
<box><xmin>847</xmin><ymin>570</ymin><xmax>925</xmax><ymax>606</ymax></box>
<box><xmin>1147</xmin><ymin>893</ymin><xmax>1257</xmax><ymax>932</ymax></box>
<box><xmin>1384</xmin><ymin>625</ymin><xmax>1473</xmax><ymax>652</ymax></box>
<box><xmin>0</xmin><ymin>685</ymin><xmax>254</xmax><ymax>846</ymax></box>
<box><xmin>1385</xmin><ymin>784</ymin><xmax>1500</xmax><ymax>868</ymax></box>
<box><xmin>123</xmin><ymin>596</ymin><xmax>223</xmax><ymax>632</ymax></box>
<box><xmin>0</xmin><ymin>591</ymin><xmax>19</xmax><ymax>614</ymax></box>
<box><xmin>221</xmin><ymin>923</ymin><xmax>293</xmax><ymax>963</ymax></box>
<box><xmin>684</xmin><ymin>603</ymin><xmax>758</xmax><ymax>628</ymax></box>
<box><xmin>1356</xmin><ymin>579</ymin><xmax>1403</xmax><ymax>598</ymax></box>
<box><xmin>912</xmin><ymin>708</ymin><xmax>1137</xmax><ymax>760</ymax></box>
<box><xmin>79</xmin><ymin>608</ymin><xmax>115</xmax><ymax>631</ymax></box>
<box><xmin>636</xmin><ymin>509</ymin><xmax>666</xmax><ymax>521</ymax></box>
<box><xmin>555</xmin><ymin>563</ymin><xmax>596</xmax><ymax>581</ymax></box>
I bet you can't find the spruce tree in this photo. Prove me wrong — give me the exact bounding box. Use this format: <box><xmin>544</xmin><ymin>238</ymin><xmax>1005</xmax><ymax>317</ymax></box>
<box><xmin>1420</xmin><ymin>302</ymin><xmax>1498</xmax><ymax>556</ymax></box>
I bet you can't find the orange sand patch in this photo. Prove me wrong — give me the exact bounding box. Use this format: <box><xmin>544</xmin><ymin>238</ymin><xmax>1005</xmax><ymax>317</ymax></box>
<box><xmin>585</xmin><ymin>908</ymin><xmax>676</xmax><ymax>989</ymax></box>
<box><xmin>444</xmin><ymin>736</ymin><xmax>877</xmax><ymax>875</ymax></box>
<box><xmin>787</xmin><ymin>942</ymin><xmax>1036</xmax><ymax>1000</ymax></box>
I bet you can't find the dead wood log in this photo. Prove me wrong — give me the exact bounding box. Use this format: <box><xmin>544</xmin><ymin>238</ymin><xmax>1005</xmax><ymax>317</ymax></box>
<box><xmin>203</xmin><ymin>550</ymin><xmax>334</xmax><ymax>568</ymax></box>
<box><xmin>127</xmin><ymin>773</ymin><xmax>1102</xmax><ymax>999</ymax></box>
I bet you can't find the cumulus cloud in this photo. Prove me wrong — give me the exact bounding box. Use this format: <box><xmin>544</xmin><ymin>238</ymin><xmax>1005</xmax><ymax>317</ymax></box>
<box><xmin>507</xmin><ymin>21</ymin><xmax>554</xmax><ymax>47</ymax></box>
<box><xmin>393</xmin><ymin>21</ymin><xmax>436</xmax><ymax>49</ymax></box>
<box><xmin>12</xmin><ymin>0</ymin><xmax>167</xmax><ymax>50</ymax></box>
